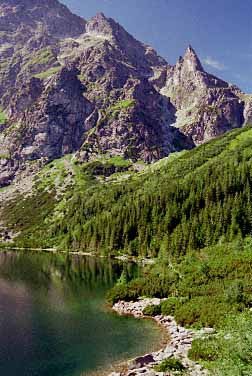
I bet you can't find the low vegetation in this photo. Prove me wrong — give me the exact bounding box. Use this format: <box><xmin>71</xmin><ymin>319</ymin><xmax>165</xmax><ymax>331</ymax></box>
<box><xmin>189</xmin><ymin>312</ymin><xmax>252</xmax><ymax>375</ymax></box>
<box><xmin>109</xmin><ymin>99</ymin><xmax>136</xmax><ymax>117</ymax></box>
<box><xmin>107</xmin><ymin>238</ymin><xmax>252</xmax><ymax>326</ymax></box>
<box><xmin>154</xmin><ymin>357</ymin><xmax>185</xmax><ymax>373</ymax></box>
<box><xmin>107</xmin><ymin>236</ymin><xmax>252</xmax><ymax>375</ymax></box>
<box><xmin>33</xmin><ymin>66</ymin><xmax>61</xmax><ymax>79</ymax></box>
<box><xmin>23</xmin><ymin>47</ymin><xmax>55</xmax><ymax>69</ymax></box>
<box><xmin>0</xmin><ymin>110</ymin><xmax>7</xmax><ymax>124</ymax></box>
<box><xmin>143</xmin><ymin>304</ymin><xmax>161</xmax><ymax>316</ymax></box>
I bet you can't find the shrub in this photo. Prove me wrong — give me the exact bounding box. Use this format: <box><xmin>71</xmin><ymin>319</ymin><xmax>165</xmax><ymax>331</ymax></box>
<box><xmin>189</xmin><ymin>337</ymin><xmax>220</xmax><ymax>362</ymax></box>
<box><xmin>154</xmin><ymin>357</ymin><xmax>185</xmax><ymax>372</ymax></box>
<box><xmin>189</xmin><ymin>312</ymin><xmax>252</xmax><ymax>375</ymax></box>
<box><xmin>106</xmin><ymin>278</ymin><xmax>145</xmax><ymax>304</ymax></box>
<box><xmin>173</xmin><ymin>298</ymin><xmax>234</xmax><ymax>328</ymax></box>
<box><xmin>143</xmin><ymin>304</ymin><xmax>161</xmax><ymax>316</ymax></box>
<box><xmin>161</xmin><ymin>297</ymin><xmax>182</xmax><ymax>315</ymax></box>
<box><xmin>106</xmin><ymin>284</ymin><xmax>130</xmax><ymax>304</ymax></box>
<box><xmin>140</xmin><ymin>273</ymin><xmax>172</xmax><ymax>298</ymax></box>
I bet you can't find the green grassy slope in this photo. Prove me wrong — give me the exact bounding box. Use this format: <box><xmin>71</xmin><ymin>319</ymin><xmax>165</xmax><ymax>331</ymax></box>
<box><xmin>54</xmin><ymin>125</ymin><xmax>252</xmax><ymax>256</ymax></box>
<box><xmin>2</xmin><ymin>125</ymin><xmax>252</xmax><ymax>255</ymax></box>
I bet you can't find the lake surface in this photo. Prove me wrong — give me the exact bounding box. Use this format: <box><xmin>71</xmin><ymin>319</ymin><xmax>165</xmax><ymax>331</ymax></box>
<box><xmin>0</xmin><ymin>251</ymin><xmax>162</xmax><ymax>376</ymax></box>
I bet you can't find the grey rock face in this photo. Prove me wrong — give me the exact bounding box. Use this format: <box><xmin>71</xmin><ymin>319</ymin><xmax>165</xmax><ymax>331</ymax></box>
<box><xmin>10</xmin><ymin>68</ymin><xmax>93</xmax><ymax>161</ymax></box>
<box><xmin>0</xmin><ymin>0</ymin><xmax>86</xmax><ymax>38</ymax></box>
<box><xmin>244</xmin><ymin>96</ymin><xmax>252</xmax><ymax>126</ymax></box>
<box><xmin>161</xmin><ymin>46</ymin><xmax>245</xmax><ymax>144</ymax></box>
<box><xmin>7</xmin><ymin>77</ymin><xmax>44</xmax><ymax>118</ymax></box>
<box><xmin>85</xmin><ymin>12</ymin><xmax>167</xmax><ymax>72</ymax></box>
<box><xmin>0</xmin><ymin>0</ymin><xmax>250</xmax><ymax>186</ymax></box>
<box><xmin>0</xmin><ymin>0</ymin><xmax>85</xmax><ymax>108</ymax></box>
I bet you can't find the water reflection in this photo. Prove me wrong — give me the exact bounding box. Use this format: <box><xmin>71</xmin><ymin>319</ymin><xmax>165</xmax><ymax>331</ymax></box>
<box><xmin>0</xmin><ymin>251</ymin><xmax>161</xmax><ymax>376</ymax></box>
<box><xmin>0</xmin><ymin>251</ymin><xmax>138</xmax><ymax>289</ymax></box>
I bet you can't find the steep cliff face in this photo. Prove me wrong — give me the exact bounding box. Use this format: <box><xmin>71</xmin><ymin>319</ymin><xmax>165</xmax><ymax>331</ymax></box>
<box><xmin>0</xmin><ymin>0</ymin><xmax>86</xmax><ymax>38</ymax></box>
<box><xmin>0</xmin><ymin>0</ymin><xmax>86</xmax><ymax>107</ymax></box>
<box><xmin>0</xmin><ymin>0</ymin><xmax>249</xmax><ymax>187</ymax></box>
<box><xmin>9</xmin><ymin>68</ymin><xmax>93</xmax><ymax>160</ymax></box>
<box><xmin>69</xmin><ymin>15</ymin><xmax>192</xmax><ymax>162</ymax></box>
<box><xmin>243</xmin><ymin>95</ymin><xmax>252</xmax><ymax>126</ymax></box>
<box><xmin>0</xmin><ymin>68</ymin><xmax>94</xmax><ymax>186</ymax></box>
<box><xmin>160</xmin><ymin>46</ymin><xmax>245</xmax><ymax>144</ymax></box>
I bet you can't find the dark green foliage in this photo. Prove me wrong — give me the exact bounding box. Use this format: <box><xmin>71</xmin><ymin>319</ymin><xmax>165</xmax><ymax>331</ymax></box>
<box><xmin>44</xmin><ymin>126</ymin><xmax>252</xmax><ymax>256</ymax></box>
<box><xmin>154</xmin><ymin>357</ymin><xmax>185</xmax><ymax>372</ymax></box>
<box><xmin>106</xmin><ymin>278</ymin><xmax>145</xmax><ymax>304</ymax></box>
<box><xmin>107</xmin><ymin>272</ymin><xmax>174</xmax><ymax>304</ymax></box>
<box><xmin>116</xmin><ymin>269</ymin><xmax>130</xmax><ymax>285</ymax></box>
<box><xmin>81</xmin><ymin>160</ymin><xmax>130</xmax><ymax>177</ymax></box>
<box><xmin>143</xmin><ymin>304</ymin><xmax>161</xmax><ymax>316</ymax></box>
<box><xmin>4</xmin><ymin>126</ymin><xmax>252</xmax><ymax>255</ymax></box>
<box><xmin>170</xmin><ymin>297</ymin><xmax>235</xmax><ymax>328</ymax></box>
<box><xmin>108</xmin><ymin>239</ymin><xmax>252</xmax><ymax>328</ymax></box>
<box><xmin>161</xmin><ymin>297</ymin><xmax>186</xmax><ymax>316</ymax></box>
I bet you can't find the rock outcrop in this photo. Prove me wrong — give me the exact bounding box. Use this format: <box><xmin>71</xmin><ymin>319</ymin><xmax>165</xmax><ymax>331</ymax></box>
<box><xmin>161</xmin><ymin>46</ymin><xmax>245</xmax><ymax>144</ymax></box>
<box><xmin>10</xmin><ymin>67</ymin><xmax>93</xmax><ymax>161</ymax></box>
<box><xmin>243</xmin><ymin>95</ymin><xmax>252</xmax><ymax>126</ymax></box>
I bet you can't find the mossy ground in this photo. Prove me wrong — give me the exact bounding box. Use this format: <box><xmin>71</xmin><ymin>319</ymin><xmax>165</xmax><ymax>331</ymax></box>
<box><xmin>33</xmin><ymin>66</ymin><xmax>61</xmax><ymax>79</ymax></box>
<box><xmin>0</xmin><ymin>110</ymin><xmax>7</xmax><ymax>124</ymax></box>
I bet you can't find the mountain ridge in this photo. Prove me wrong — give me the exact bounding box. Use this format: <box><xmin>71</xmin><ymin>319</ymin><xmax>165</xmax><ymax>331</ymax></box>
<box><xmin>0</xmin><ymin>0</ymin><xmax>251</xmax><ymax>187</ymax></box>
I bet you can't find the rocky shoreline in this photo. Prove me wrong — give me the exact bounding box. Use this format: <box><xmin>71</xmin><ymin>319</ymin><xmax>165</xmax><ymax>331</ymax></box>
<box><xmin>110</xmin><ymin>298</ymin><xmax>212</xmax><ymax>376</ymax></box>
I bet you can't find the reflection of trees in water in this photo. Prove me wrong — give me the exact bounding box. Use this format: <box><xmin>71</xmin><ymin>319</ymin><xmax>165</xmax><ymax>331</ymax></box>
<box><xmin>53</xmin><ymin>255</ymin><xmax>140</xmax><ymax>290</ymax></box>
<box><xmin>0</xmin><ymin>251</ymin><xmax>141</xmax><ymax>291</ymax></box>
<box><xmin>0</xmin><ymin>251</ymin><xmax>52</xmax><ymax>289</ymax></box>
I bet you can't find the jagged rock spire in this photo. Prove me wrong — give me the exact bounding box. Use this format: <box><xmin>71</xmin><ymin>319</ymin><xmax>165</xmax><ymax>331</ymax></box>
<box><xmin>184</xmin><ymin>45</ymin><xmax>204</xmax><ymax>72</ymax></box>
<box><xmin>177</xmin><ymin>45</ymin><xmax>204</xmax><ymax>72</ymax></box>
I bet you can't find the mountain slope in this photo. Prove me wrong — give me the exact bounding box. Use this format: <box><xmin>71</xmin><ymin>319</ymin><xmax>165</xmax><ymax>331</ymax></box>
<box><xmin>1</xmin><ymin>125</ymin><xmax>252</xmax><ymax>255</ymax></box>
<box><xmin>0</xmin><ymin>0</ymin><xmax>249</xmax><ymax>189</ymax></box>
<box><xmin>0</xmin><ymin>0</ymin><xmax>85</xmax><ymax>103</ymax></box>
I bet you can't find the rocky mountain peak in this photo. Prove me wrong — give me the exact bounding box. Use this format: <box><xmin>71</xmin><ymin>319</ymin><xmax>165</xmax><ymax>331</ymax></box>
<box><xmin>0</xmin><ymin>0</ymin><xmax>86</xmax><ymax>38</ymax></box>
<box><xmin>178</xmin><ymin>45</ymin><xmax>204</xmax><ymax>72</ymax></box>
<box><xmin>86</xmin><ymin>11</ymin><xmax>143</xmax><ymax>49</ymax></box>
<box><xmin>85</xmin><ymin>11</ymin><xmax>165</xmax><ymax>71</ymax></box>
<box><xmin>92</xmin><ymin>12</ymin><xmax>107</xmax><ymax>21</ymax></box>
<box><xmin>86</xmin><ymin>12</ymin><xmax>116</xmax><ymax>38</ymax></box>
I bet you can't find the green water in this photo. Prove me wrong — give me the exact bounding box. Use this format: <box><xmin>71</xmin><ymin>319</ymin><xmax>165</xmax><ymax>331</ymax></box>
<box><xmin>0</xmin><ymin>251</ymin><xmax>161</xmax><ymax>376</ymax></box>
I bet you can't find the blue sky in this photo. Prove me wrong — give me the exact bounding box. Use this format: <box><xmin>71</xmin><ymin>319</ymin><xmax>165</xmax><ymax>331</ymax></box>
<box><xmin>61</xmin><ymin>0</ymin><xmax>252</xmax><ymax>93</ymax></box>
